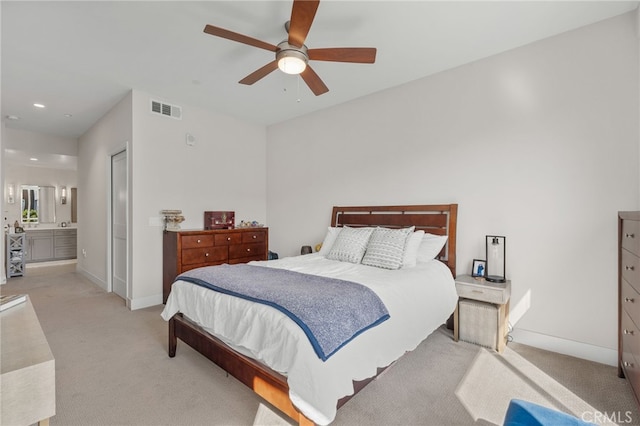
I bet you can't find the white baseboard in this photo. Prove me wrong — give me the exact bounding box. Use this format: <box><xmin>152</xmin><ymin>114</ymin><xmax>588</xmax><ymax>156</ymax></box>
<box><xmin>511</xmin><ymin>327</ymin><xmax>617</xmax><ymax>367</ymax></box>
<box><xmin>128</xmin><ymin>294</ymin><xmax>162</xmax><ymax>311</ymax></box>
<box><xmin>77</xmin><ymin>266</ymin><xmax>108</xmax><ymax>292</ymax></box>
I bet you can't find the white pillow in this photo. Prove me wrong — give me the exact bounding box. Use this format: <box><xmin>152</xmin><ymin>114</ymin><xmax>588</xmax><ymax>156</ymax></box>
<box><xmin>327</xmin><ymin>227</ymin><xmax>374</xmax><ymax>264</ymax></box>
<box><xmin>402</xmin><ymin>230</ymin><xmax>425</xmax><ymax>268</ymax></box>
<box><xmin>416</xmin><ymin>233</ymin><xmax>448</xmax><ymax>263</ymax></box>
<box><xmin>362</xmin><ymin>226</ymin><xmax>414</xmax><ymax>270</ymax></box>
<box><xmin>318</xmin><ymin>227</ymin><xmax>342</xmax><ymax>256</ymax></box>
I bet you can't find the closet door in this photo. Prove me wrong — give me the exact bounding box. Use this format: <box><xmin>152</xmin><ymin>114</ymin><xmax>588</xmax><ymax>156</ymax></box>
<box><xmin>111</xmin><ymin>150</ymin><xmax>127</xmax><ymax>300</ymax></box>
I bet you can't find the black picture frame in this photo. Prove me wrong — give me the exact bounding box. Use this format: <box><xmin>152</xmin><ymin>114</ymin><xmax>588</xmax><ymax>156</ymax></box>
<box><xmin>471</xmin><ymin>259</ymin><xmax>486</xmax><ymax>278</ymax></box>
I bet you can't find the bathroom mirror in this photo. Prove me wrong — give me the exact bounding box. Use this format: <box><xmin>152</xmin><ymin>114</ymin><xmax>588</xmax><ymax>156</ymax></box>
<box><xmin>21</xmin><ymin>185</ymin><xmax>56</xmax><ymax>224</ymax></box>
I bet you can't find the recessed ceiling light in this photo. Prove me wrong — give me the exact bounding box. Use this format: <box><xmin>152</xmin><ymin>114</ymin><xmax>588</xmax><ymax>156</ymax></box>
<box><xmin>64</xmin><ymin>113</ymin><xmax>73</xmax><ymax>118</ymax></box>
<box><xmin>33</xmin><ymin>103</ymin><xmax>46</xmax><ymax>108</ymax></box>
<box><xmin>5</xmin><ymin>115</ymin><xmax>20</xmax><ymax>120</ymax></box>
<box><xmin>30</xmin><ymin>157</ymin><xmax>39</xmax><ymax>161</ymax></box>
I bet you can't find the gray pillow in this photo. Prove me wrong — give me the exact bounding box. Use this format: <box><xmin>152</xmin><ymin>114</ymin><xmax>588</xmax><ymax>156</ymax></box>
<box><xmin>362</xmin><ymin>227</ymin><xmax>414</xmax><ymax>270</ymax></box>
<box><xmin>326</xmin><ymin>227</ymin><xmax>374</xmax><ymax>264</ymax></box>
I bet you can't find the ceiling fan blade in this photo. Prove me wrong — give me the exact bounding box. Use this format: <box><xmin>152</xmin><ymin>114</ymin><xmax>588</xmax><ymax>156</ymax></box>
<box><xmin>204</xmin><ymin>24</ymin><xmax>277</xmax><ymax>52</ymax></box>
<box><xmin>308</xmin><ymin>47</ymin><xmax>377</xmax><ymax>63</ymax></box>
<box><xmin>300</xmin><ymin>65</ymin><xmax>329</xmax><ymax>96</ymax></box>
<box><xmin>288</xmin><ymin>0</ymin><xmax>320</xmax><ymax>48</ymax></box>
<box><xmin>239</xmin><ymin>61</ymin><xmax>279</xmax><ymax>85</ymax></box>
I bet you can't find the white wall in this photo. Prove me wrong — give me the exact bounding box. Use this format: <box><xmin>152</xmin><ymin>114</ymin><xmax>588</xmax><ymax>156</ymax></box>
<box><xmin>77</xmin><ymin>92</ymin><xmax>133</xmax><ymax>290</ymax></box>
<box><xmin>78</xmin><ymin>89</ymin><xmax>267</xmax><ymax>308</ymax></box>
<box><xmin>266</xmin><ymin>12</ymin><xmax>639</xmax><ymax>364</ymax></box>
<box><xmin>128</xmin><ymin>90</ymin><xmax>266</xmax><ymax>308</ymax></box>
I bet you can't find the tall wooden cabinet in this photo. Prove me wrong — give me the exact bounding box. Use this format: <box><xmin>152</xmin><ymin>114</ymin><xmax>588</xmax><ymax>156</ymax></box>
<box><xmin>619</xmin><ymin>211</ymin><xmax>640</xmax><ymax>408</ymax></box>
<box><xmin>163</xmin><ymin>227</ymin><xmax>268</xmax><ymax>303</ymax></box>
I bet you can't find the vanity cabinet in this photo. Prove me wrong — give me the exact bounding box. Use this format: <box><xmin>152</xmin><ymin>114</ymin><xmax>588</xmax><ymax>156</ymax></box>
<box><xmin>163</xmin><ymin>228</ymin><xmax>269</xmax><ymax>303</ymax></box>
<box><xmin>25</xmin><ymin>228</ymin><xmax>77</xmax><ymax>263</ymax></box>
<box><xmin>25</xmin><ymin>230</ymin><xmax>54</xmax><ymax>262</ymax></box>
<box><xmin>54</xmin><ymin>229</ymin><xmax>77</xmax><ymax>260</ymax></box>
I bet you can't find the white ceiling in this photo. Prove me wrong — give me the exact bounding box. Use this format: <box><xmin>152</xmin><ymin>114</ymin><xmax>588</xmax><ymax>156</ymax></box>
<box><xmin>2</xmin><ymin>1</ymin><xmax>638</xmax><ymax>142</ymax></box>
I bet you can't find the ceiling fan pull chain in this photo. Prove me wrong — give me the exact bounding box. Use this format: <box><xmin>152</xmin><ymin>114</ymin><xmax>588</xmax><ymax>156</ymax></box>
<box><xmin>297</xmin><ymin>75</ymin><xmax>301</xmax><ymax>103</ymax></box>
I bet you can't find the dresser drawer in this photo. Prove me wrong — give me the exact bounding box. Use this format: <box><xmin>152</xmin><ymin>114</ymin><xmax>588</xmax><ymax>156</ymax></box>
<box><xmin>229</xmin><ymin>243</ymin><xmax>266</xmax><ymax>260</ymax></box>
<box><xmin>622</xmin><ymin>279</ymin><xmax>640</xmax><ymax>326</ymax></box>
<box><xmin>181</xmin><ymin>234</ymin><xmax>214</xmax><ymax>249</ymax></box>
<box><xmin>622</xmin><ymin>339</ymin><xmax>640</xmax><ymax>392</ymax></box>
<box><xmin>182</xmin><ymin>246</ymin><xmax>227</xmax><ymax>265</ymax></box>
<box><xmin>623</xmin><ymin>220</ymin><xmax>640</xmax><ymax>257</ymax></box>
<box><xmin>228</xmin><ymin>254</ymin><xmax>266</xmax><ymax>265</ymax></box>
<box><xmin>214</xmin><ymin>233</ymin><xmax>242</xmax><ymax>246</ymax></box>
<box><xmin>622</xmin><ymin>309</ymin><xmax>640</xmax><ymax>357</ymax></box>
<box><xmin>242</xmin><ymin>231</ymin><xmax>266</xmax><ymax>244</ymax></box>
<box><xmin>622</xmin><ymin>249</ymin><xmax>640</xmax><ymax>289</ymax></box>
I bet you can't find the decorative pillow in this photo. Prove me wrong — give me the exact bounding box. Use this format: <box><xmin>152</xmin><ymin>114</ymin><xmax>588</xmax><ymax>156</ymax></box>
<box><xmin>416</xmin><ymin>233</ymin><xmax>448</xmax><ymax>263</ymax></box>
<box><xmin>402</xmin><ymin>230</ymin><xmax>425</xmax><ymax>268</ymax></box>
<box><xmin>318</xmin><ymin>227</ymin><xmax>342</xmax><ymax>256</ymax></box>
<box><xmin>362</xmin><ymin>226</ymin><xmax>415</xmax><ymax>270</ymax></box>
<box><xmin>326</xmin><ymin>227</ymin><xmax>374</xmax><ymax>264</ymax></box>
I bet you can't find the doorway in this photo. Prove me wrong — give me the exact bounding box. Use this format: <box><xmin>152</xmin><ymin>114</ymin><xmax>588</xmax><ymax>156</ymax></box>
<box><xmin>111</xmin><ymin>150</ymin><xmax>127</xmax><ymax>300</ymax></box>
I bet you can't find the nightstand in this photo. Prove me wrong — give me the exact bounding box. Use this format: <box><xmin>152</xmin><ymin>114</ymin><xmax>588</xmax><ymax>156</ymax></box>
<box><xmin>453</xmin><ymin>274</ymin><xmax>511</xmax><ymax>353</ymax></box>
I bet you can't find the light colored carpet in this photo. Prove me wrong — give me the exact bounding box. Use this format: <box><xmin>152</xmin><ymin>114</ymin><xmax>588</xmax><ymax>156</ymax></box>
<box><xmin>3</xmin><ymin>263</ymin><xmax>638</xmax><ymax>425</ymax></box>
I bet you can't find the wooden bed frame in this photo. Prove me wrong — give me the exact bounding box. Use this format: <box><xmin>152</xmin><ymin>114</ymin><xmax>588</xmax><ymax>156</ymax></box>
<box><xmin>168</xmin><ymin>204</ymin><xmax>458</xmax><ymax>425</ymax></box>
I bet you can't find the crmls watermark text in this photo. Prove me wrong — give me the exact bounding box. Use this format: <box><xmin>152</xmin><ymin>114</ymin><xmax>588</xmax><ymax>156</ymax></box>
<box><xmin>581</xmin><ymin>410</ymin><xmax>634</xmax><ymax>424</ymax></box>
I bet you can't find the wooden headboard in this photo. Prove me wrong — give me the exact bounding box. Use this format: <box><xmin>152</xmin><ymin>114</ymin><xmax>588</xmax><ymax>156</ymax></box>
<box><xmin>331</xmin><ymin>204</ymin><xmax>458</xmax><ymax>277</ymax></box>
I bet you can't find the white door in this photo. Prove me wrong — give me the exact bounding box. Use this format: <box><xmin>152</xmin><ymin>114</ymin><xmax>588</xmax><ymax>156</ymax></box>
<box><xmin>111</xmin><ymin>150</ymin><xmax>127</xmax><ymax>300</ymax></box>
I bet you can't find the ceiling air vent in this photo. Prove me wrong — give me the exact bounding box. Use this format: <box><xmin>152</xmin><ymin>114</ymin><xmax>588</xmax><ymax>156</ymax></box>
<box><xmin>150</xmin><ymin>100</ymin><xmax>182</xmax><ymax>120</ymax></box>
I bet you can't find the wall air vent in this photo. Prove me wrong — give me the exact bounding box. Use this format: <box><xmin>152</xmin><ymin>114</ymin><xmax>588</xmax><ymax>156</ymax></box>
<box><xmin>150</xmin><ymin>100</ymin><xmax>182</xmax><ymax>120</ymax></box>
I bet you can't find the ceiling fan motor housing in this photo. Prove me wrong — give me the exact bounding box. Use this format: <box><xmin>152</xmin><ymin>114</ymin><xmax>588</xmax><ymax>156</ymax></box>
<box><xmin>276</xmin><ymin>41</ymin><xmax>309</xmax><ymax>74</ymax></box>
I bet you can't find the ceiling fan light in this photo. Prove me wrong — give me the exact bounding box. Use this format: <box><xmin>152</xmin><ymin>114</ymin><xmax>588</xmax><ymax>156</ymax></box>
<box><xmin>278</xmin><ymin>55</ymin><xmax>307</xmax><ymax>75</ymax></box>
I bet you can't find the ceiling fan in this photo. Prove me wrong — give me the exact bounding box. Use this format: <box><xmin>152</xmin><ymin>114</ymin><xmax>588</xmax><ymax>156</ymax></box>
<box><xmin>203</xmin><ymin>0</ymin><xmax>377</xmax><ymax>96</ymax></box>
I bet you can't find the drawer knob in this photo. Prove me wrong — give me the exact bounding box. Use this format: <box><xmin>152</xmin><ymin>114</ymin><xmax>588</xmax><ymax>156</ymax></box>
<box><xmin>247</xmin><ymin>248</ymin><xmax>251</xmax><ymax>252</ymax></box>
<box><xmin>252</xmin><ymin>235</ymin><xmax>257</xmax><ymax>239</ymax></box>
<box><xmin>627</xmin><ymin>233</ymin><xmax>636</xmax><ymax>239</ymax></box>
<box><xmin>626</xmin><ymin>265</ymin><xmax>636</xmax><ymax>271</ymax></box>
<box><xmin>624</xmin><ymin>329</ymin><xmax>635</xmax><ymax>335</ymax></box>
<box><xmin>197</xmin><ymin>239</ymin><xmax>201</xmax><ymax>243</ymax></box>
<box><xmin>625</xmin><ymin>361</ymin><xmax>634</xmax><ymax>367</ymax></box>
<box><xmin>626</xmin><ymin>297</ymin><xmax>635</xmax><ymax>303</ymax></box>
<box><xmin>227</xmin><ymin>237</ymin><xmax>231</xmax><ymax>241</ymax></box>
<box><xmin>205</xmin><ymin>253</ymin><xmax>209</xmax><ymax>257</ymax></box>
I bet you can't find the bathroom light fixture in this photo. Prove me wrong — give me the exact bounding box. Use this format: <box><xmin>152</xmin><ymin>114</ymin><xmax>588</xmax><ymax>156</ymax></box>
<box><xmin>60</xmin><ymin>186</ymin><xmax>67</xmax><ymax>204</ymax></box>
<box><xmin>6</xmin><ymin>184</ymin><xmax>15</xmax><ymax>204</ymax></box>
<box><xmin>33</xmin><ymin>103</ymin><xmax>46</xmax><ymax>108</ymax></box>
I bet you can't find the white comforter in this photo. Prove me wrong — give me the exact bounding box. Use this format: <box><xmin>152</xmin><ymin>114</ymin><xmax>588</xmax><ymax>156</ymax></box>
<box><xmin>161</xmin><ymin>254</ymin><xmax>457</xmax><ymax>425</ymax></box>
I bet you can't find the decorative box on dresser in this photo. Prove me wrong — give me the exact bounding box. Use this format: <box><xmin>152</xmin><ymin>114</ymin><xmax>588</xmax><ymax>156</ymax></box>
<box><xmin>163</xmin><ymin>227</ymin><xmax>268</xmax><ymax>303</ymax></box>
<box><xmin>619</xmin><ymin>211</ymin><xmax>640</xmax><ymax>408</ymax></box>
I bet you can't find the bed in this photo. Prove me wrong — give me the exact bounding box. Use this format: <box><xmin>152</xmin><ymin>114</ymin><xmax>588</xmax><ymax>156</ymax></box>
<box><xmin>161</xmin><ymin>204</ymin><xmax>458</xmax><ymax>425</ymax></box>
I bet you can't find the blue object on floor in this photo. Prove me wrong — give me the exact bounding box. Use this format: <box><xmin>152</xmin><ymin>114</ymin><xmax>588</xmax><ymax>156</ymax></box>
<box><xmin>503</xmin><ymin>399</ymin><xmax>594</xmax><ymax>426</ymax></box>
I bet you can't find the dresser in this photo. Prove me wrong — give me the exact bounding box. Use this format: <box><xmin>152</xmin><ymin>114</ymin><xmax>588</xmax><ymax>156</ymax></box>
<box><xmin>619</xmin><ymin>211</ymin><xmax>640</xmax><ymax>408</ymax></box>
<box><xmin>163</xmin><ymin>227</ymin><xmax>269</xmax><ymax>303</ymax></box>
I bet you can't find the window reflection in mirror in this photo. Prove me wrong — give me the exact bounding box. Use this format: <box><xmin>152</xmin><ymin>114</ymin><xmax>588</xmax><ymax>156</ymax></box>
<box><xmin>21</xmin><ymin>185</ymin><xmax>56</xmax><ymax>224</ymax></box>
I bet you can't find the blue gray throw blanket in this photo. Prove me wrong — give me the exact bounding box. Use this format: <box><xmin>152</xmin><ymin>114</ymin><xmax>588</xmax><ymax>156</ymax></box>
<box><xmin>177</xmin><ymin>264</ymin><xmax>390</xmax><ymax>361</ymax></box>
